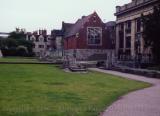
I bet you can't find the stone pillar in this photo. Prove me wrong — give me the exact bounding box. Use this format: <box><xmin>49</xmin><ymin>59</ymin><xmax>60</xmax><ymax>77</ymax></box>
<box><xmin>115</xmin><ymin>23</ymin><xmax>119</xmax><ymax>56</ymax></box>
<box><xmin>0</xmin><ymin>50</ymin><xmax>3</xmax><ymax>58</ymax></box>
<box><xmin>141</xmin><ymin>25</ymin><xmax>144</xmax><ymax>54</ymax></box>
<box><xmin>123</xmin><ymin>22</ymin><xmax>126</xmax><ymax>53</ymax></box>
<box><xmin>131</xmin><ymin>19</ymin><xmax>136</xmax><ymax>57</ymax></box>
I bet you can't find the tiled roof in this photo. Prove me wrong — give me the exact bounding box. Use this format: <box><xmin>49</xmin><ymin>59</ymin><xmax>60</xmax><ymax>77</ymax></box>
<box><xmin>105</xmin><ymin>21</ymin><xmax>116</xmax><ymax>27</ymax></box>
<box><xmin>51</xmin><ymin>29</ymin><xmax>63</xmax><ymax>36</ymax></box>
<box><xmin>66</xmin><ymin>15</ymin><xmax>92</xmax><ymax>38</ymax></box>
<box><xmin>62</xmin><ymin>22</ymin><xmax>74</xmax><ymax>38</ymax></box>
<box><xmin>63</xmin><ymin>12</ymin><xmax>96</xmax><ymax>38</ymax></box>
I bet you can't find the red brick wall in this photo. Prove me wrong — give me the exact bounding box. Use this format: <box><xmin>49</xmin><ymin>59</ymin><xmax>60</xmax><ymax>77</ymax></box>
<box><xmin>64</xmin><ymin>13</ymin><xmax>112</xmax><ymax>50</ymax></box>
<box><xmin>64</xmin><ymin>36</ymin><xmax>77</xmax><ymax>49</ymax></box>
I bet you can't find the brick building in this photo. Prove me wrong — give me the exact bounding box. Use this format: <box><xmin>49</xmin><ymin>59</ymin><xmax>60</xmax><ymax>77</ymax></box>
<box><xmin>62</xmin><ymin>12</ymin><xmax>115</xmax><ymax>62</ymax></box>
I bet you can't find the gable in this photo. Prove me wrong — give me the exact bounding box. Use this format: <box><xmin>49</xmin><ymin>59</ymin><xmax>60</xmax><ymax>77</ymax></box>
<box><xmin>88</xmin><ymin>12</ymin><xmax>103</xmax><ymax>25</ymax></box>
<box><xmin>64</xmin><ymin>12</ymin><xmax>104</xmax><ymax>38</ymax></box>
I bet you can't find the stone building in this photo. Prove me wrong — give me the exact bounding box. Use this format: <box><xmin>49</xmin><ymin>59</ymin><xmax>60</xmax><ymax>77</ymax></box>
<box><xmin>51</xmin><ymin>30</ymin><xmax>63</xmax><ymax>50</ymax></box>
<box><xmin>115</xmin><ymin>0</ymin><xmax>159</xmax><ymax>61</ymax></box>
<box><xmin>62</xmin><ymin>12</ymin><xmax>115</xmax><ymax>63</ymax></box>
<box><xmin>26</xmin><ymin>30</ymin><xmax>52</xmax><ymax>56</ymax></box>
<box><xmin>51</xmin><ymin>29</ymin><xmax>64</xmax><ymax>57</ymax></box>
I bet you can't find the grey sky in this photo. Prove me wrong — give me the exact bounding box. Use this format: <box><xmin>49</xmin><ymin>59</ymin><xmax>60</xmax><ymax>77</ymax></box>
<box><xmin>0</xmin><ymin>0</ymin><xmax>130</xmax><ymax>33</ymax></box>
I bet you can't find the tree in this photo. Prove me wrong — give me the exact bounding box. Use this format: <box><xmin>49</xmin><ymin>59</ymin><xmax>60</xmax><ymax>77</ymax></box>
<box><xmin>8</xmin><ymin>29</ymin><xmax>26</xmax><ymax>40</ymax></box>
<box><xmin>142</xmin><ymin>4</ymin><xmax>160</xmax><ymax>64</ymax></box>
<box><xmin>1</xmin><ymin>29</ymin><xmax>34</xmax><ymax>57</ymax></box>
<box><xmin>16</xmin><ymin>46</ymin><xmax>28</xmax><ymax>56</ymax></box>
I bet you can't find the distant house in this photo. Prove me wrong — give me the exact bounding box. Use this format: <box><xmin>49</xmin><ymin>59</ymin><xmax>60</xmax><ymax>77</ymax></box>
<box><xmin>50</xmin><ymin>29</ymin><xmax>64</xmax><ymax>57</ymax></box>
<box><xmin>62</xmin><ymin>12</ymin><xmax>115</xmax><ymax>62</ymax></box>
<box><xmin>51</xmin><ymin>30</ymin><xmax>63</xmax><ymax>50</ymax></box>
<box><xmin>26</xmin><ymin>30</ymin><xmax>52</xmax><ymax>56</ymax></box>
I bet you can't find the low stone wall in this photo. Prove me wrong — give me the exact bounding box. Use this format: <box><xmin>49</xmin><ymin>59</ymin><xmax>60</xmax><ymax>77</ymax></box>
<box><xmin>64</xmin><ymin>49</ymin><xmax>114</xmax><ymax>61</ymax></box>
<box><xmin>113</xmin><ymin>66</ymin><xmax>160</xmax><ymax>79</ymax></box>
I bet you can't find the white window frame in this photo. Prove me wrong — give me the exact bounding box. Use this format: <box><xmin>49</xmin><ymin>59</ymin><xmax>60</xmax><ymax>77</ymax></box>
<box><xmin>87</xmin><ymin>27</ymin><xmax>102</xmax><ymax>46</ymax></box>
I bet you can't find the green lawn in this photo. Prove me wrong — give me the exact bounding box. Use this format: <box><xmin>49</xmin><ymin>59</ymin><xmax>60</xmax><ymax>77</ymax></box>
<box><xmin>0</xmin><ymin>64</ymin><xmax>151</xmax><ymax>116</ymax></box>
<box><xmin>0</xmin><ymin>57</ymin><xmax>39</xmax><ymax>63</ymax></box>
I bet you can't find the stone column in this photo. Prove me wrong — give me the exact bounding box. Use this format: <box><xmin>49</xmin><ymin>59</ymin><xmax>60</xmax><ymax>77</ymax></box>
<box><xmin>0</xmin><ymin>50</ymin><xmax>3</xmax><ymax>58</ymax></box>
<box><xmin>140</xmin><ymin>25</ymin><xmax>144</xmax><ymax>54</ymax></box>
<box><xmin>123</xmin><ymin>22</ymin><xmax>126</xmax><ymax>53</ymax></box>
<box><xmin>131</xmin><ymin>19</ymin><xmax>136</xmax><ymax>57</ymax></box>
<box><xmin>115</xmin><ymin>23</ymin><xmax>119</xmax><ymax>57</ymax></box>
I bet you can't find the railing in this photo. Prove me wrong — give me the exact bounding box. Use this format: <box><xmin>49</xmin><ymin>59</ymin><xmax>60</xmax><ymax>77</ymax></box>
<box><xmin>117</xmin><ymin>54</ymin><xmax>153</xmax><ymax>63</ymax></box>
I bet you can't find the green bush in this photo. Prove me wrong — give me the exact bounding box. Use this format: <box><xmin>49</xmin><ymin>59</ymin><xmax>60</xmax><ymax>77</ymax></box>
<box><xmin>16</xmin><ymin>46</ymin><xmax>28</xmax><ymax>56</ymax></box>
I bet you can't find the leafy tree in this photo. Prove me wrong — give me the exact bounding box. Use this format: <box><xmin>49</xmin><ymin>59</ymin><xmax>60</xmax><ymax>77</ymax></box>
<box><xmin>16</xmin><ymin>46</ymin><xmax>28</xmax><ymax>56</ymax></box>
<box><xmin>5</xmin><ymin>38</ymin><xmax>18</xmax><ymax>48</ymax></box>
<box><xmin>142</xmin><ymin>4</ymin><xmax>160</xmax><ymax>64</ymax></box>
<box><xmin>1</xmin><ymin>29</ymin><xmax>34</xmax><ymax>56</ymax></box>
<box><xmin>8</xmin><ymin>30</ymin><xmax>26</xmax><ymax>40</ymax></box>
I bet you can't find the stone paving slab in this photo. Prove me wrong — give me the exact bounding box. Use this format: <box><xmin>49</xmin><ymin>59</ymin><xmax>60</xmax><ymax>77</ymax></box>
<box><xmin>89</xmin><ymin>68</ymin><xmax>160</xmax><ymax>116</ymax></box>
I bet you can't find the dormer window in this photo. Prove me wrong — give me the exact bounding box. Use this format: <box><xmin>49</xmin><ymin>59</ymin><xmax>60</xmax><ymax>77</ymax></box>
<box><xmin>44</xmin><ymin>38</ymin><xmax>47</xmax><ymax>42</ymax></box>
<box><xmin>39</xmin><ymin>37</ymin><xmax>43</xmax><ymax>42</ymax></box>
<box><xmin>36</xmin><ymin>38</ymin><xmax>39</xmax><ymax>42</ymax></box>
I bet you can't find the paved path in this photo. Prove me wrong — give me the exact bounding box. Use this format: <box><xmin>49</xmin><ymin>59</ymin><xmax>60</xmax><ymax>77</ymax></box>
<box><xmin>90</xmin><ymin>68</ymin><xmax>160</xmax><ymax>116</ymax></box>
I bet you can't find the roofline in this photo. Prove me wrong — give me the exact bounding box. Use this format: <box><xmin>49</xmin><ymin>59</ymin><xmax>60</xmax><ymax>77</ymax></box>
<box><xmin>115</xmin><ymin>0</ymin><xmax>159</xmax><ymax>16</ymax></box>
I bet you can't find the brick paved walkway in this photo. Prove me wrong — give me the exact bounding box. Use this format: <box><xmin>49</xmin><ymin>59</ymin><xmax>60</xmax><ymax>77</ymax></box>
<box><xmin>90</xmin><ymin>68</ymin><xmax>160</xmax><ymax>116</ymax></box>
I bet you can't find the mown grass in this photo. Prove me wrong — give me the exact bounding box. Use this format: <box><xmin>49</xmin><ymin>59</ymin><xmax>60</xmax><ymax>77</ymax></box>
<box><xmin>0</xmin><ymin>64</ymin><xmax>151</xmax><ymax>116</ymax></box>
<box><xmin>0</xmin><ymin>57</ymin><xmax>38</xmax><ymax>63</ymax></box>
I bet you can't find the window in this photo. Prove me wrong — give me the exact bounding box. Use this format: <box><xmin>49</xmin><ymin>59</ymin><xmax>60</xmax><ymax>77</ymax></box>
<box><xmin>44</xmin><ymin>38</ymin><xmax>47</xmax><ymax>42</ymax></box>
<box><xmin>126</xmin><ymin>20</ymin><xmax>131</xmax><ymax>29</ymax></box>
<box><xmin>136</xmin><ymin>18</ymin><xmax>141</xmax><ymax>32</ymax></box>
<box><xmin>87</xmin><ymin>27</ymin><xmax>102</xmax><ymax>45</ymax></box>
<box><xmin>36</xmin><ymin>38</ymin><xmax>39</xmax><ymax>42</ymax></box>
<box><xmin>119</xmin><ymin>31</ymin><xmax>124</xmax><ymax>48</ymax></box>
<box><xmin>119</xmin><ymin>23</ymin><xmax>124</xmax><ymax>31</ymax></box>
<box><xmin>39</xmin><ymin>37</ymin><xmax>44</xmax><ymax>42</ymax></box>
<box><xmin>47</xmin><ymin>45</ymin><xmax>50</xmax><ymax>49</ymax></box>
<box><xmin>126</xmin><ymin>36</ymin><xmax>131</xmax><ymax>48</ymax></box>
<box><xmin>39</xmin><ymin>45</ymin><xmax>44</xmax><ymax>48</ymax></box>
<box><xmin>125</xmin><ymin>20</ymin><xmax>131</xmax><ymax>33</ymax></box>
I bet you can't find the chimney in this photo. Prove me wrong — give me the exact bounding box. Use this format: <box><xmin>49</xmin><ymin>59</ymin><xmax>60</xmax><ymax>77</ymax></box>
<box><xmin>42</xmin><ymin>30</ymin><xmax>47</xmax><ymax>35</ymax></box>
<box><xmin>82</xmin><ymin>16</ymin><xmax>86</xmax><ymax>19</ymax></box>
<box><xmin>33</xmin><ymin>31</ymin><xmax>38</xmax><ymax>35</ymax></box>
<box><xmin>39</xmin><ymin>30</ymin><xmax>42</xmax><ymax>35</ymax></box>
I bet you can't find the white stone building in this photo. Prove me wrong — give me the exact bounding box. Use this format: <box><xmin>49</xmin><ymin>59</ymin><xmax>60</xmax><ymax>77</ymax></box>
<box><xmin>115</xmin><ymin>0</ymin><xmax>159</xmax><ymax>61</ymax></box>
<box><xmin>26</xmin><ymin>30</ymin><xmax>52</xmax><ymax>56</ymax></box>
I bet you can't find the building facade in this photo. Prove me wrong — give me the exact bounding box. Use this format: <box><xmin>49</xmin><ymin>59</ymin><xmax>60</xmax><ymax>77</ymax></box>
<box><xmin>63</xmin><ymin>12</ymin><xmax>115</xmax><ymax>62</ymax></box>
<box><xmin>115</xmin><ymin>0</ymin><xmax>159</xmax><ymax>60</ymax></box>
<box><xmin>51</xmin><ymin>30</ymin><xmax>63</xmax><ymax>50</ymax></box>
<box><xmin>26</xmin><ymin>30</ymin><xmax>52</xmax><ymax>56</ymax></box>
<box><xmin>51</xmin><ymin>29</ymin><xmax>64</xmax><ymax>57</ymax></box>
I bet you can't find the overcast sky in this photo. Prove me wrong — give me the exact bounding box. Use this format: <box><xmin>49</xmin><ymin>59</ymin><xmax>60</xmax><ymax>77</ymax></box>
<box><xmin>0</xmin><ymin>0</ymin><xmax>130</xmax><ymax>33</ymax></box>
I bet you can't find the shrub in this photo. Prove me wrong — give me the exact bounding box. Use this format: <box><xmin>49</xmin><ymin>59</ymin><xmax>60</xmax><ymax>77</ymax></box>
<box><xmin>16</xmin><ymin>46</ymin><xmax>28</xmax><ymax>56</ymax></box>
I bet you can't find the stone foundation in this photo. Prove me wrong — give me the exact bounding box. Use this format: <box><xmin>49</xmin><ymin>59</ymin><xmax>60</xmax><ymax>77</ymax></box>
<box><xmin>64</xmin><ymin>49</ymin><xmax>115</xmax><ymax>61</ymax></box>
